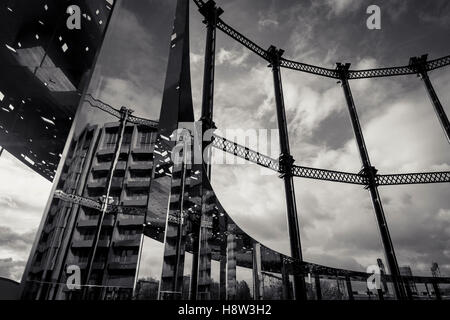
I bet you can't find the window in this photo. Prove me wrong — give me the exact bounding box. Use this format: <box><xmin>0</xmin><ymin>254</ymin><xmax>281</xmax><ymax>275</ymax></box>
<box><xmin>104</xmin><ymin>130</ymin><xmax>118</xmax><ymax>149</ymax></box>
<box><xmin>76</xmin><ymin>251</ymin><xmax>89</xmax><ymax>263</ymax></box>
<box><xmin>127</xmin><ymin>189</ymin><xmax>148</xmax><ymax>201</ymax></box>
<box><xmin>120</xmin><ymin>228</ymin><xmax>137</xmax><ymax>240</ymax></box>
<box><xmin>138</xmin><ymin>130</ymin><xmax>152</xmax><ymax>149</ymax></box>
<box><xmin>81</xmin><ymin>229</ymin><xmax>95</xmax><ymax>241</ymax></box>
<box><xmin>122</xmin><ymin>131</ymin><xmax>132</xmax><ymax>146</ymax></box>
<box><xmin>116</xmin><ymin>249</ymin><xmax>138</xmax><ymax>263</ymax></box>
<box><xmin>130</xmin><ymin>170</ymin><xmax>151</xmax><ymax>181</ymax></box>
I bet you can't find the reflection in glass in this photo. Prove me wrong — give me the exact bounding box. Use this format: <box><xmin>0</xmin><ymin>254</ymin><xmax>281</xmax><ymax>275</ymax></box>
<box><xmin>15</xmin><ymin>0</ymin><xmax>449</xmax><ymax>302</ymax></box>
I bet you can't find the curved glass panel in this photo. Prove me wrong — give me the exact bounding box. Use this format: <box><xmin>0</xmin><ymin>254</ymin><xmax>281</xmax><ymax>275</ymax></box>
<box><xmin>16</xmin><ymin>0</ymin><xmax>450</xmax><ymax>301</ymax></box>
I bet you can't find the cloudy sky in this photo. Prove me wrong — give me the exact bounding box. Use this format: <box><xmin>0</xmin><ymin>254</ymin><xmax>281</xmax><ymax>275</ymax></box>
<box><xmin>1</xmin><ymin>0</ymin><xmax>450</xmax><ymax>282</ymax></box>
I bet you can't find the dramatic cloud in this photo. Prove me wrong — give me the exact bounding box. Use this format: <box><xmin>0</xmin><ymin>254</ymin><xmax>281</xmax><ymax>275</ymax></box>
<box><xmin>0</xmin><ymin>258</ymin><xmax>26</xmax><ymax>281</ymax></box>
<box><xmin>258</xmin><ymin>18</ymin><xmax>279</xmax><ymax>28</ymax></box>
<box><xmin>0</xmin><ymin>223</ymin><xmax>36</xmax><ymax>281</ymax></box>
<box><xmin>0</xmin><ymin>150</ymin><xmax>50</xmax><ymax>281</ymax></box>
<box><xmin>203</xmin><ymin>0</ymin><xmax>450</xmax><ymax>277</ymax></box>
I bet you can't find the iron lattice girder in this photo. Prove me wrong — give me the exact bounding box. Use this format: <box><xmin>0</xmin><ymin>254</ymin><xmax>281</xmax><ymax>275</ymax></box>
<box><xmin>216</xmin><ymin>19</ymin><xmax>269</xmax><ymax>61</ymax></box>
<box><xmin>421</xmin><ymin>55</ymin><xmax>450</xmax><ymax>73</ymax></box>
<box><xmin>76</xmin><ymin>95</ymin><xmax>450</xmax><ymax>187</ymax></box>
<box><xmin>348</xmin><ymin>65</ymin><xmax>416</xmax><ymax>80</ymax></box>
<box><xmin>54</xmin><ymin>190</ymin><xmax>102</xmax><ymax>210</ymax></box>
<box><xmin>210</xmin><ymin>135</ymin><xmax>450</xmax><ymax>186</ymax></box>
<box><xmin>292</xmin><ymin>165</ymin><xmax>366</xmax><ymax>185</ymax></box>
<box><xmin>84</xmin><ymin>94</ymin><xmax>122</xmax><ymax>119</ymax></box>
<box><xmin>54</xmin><ymin>190</ymin><xmax>145</xmax><ymax>215</ymax></box>
<box><xmin>377</xmin><ymin>171</ymin><xmax>450</xmax><ymax>186</ymax></box>
<box><xmin>195</xmin><ymin>0</ymin><xmax>269</xmax><ymax>60</ymax></box>
<box><xmin>211</xmin><ymin>134</ymin><xmax>279</xmax><ymax>171</ymax></box>
<box><xmin>193</xmin><ymin>0</ymin><xmax>450</xmax><ymax>80</ymax></box>
<box><xmin>280</xmin><ymin>58</ymin><xmax>339</xmax><ymax>79</ymax></box>
<box><xmin>84</xmin><ymin>94</ymin><xmax>158</xmax><ymax>128</ymax></box>
<box><xmin>348</xmin><ymin>55</ymin><xmax>450</xmax><ymax>79</ymax></box>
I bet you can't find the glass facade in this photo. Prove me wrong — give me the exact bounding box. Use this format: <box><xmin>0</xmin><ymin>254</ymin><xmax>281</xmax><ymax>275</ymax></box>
<box><xmin>12</xmin><ymin>0</ymin><xmax>449</xmax><ymax>301</ymax></box>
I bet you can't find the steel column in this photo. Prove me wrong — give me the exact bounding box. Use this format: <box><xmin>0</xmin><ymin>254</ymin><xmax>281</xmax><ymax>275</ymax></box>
<box><xmin>252</xmin><ymin>243</ymin><xmax>263</xmax><ymax>300</ymax></box>
<box><xmin>432</xmin><ymin>281</ymin><xmax>442</xmax><ymax>300</ymax></box>
<box><xmin>377</xmin><ymin>258</ymin><xmax>390</xmax><ymax>294</ymax></box>
<box><xmin>191</xmin><ymin>1</ymin><xmax>223</xmax><ymax>301</ymax></box>
<box><xmin>345</xmin><ymin>276</ymin><xmax>354</xmax><ymax>300</ymax></box>
<box><xmin>268</xmin><ymin>45</ymin><xmax>307</xmax><ymax>301</ymax></box>
<box><xmin>280</xmin><ymin>257</ymin><xmax>291</xmax><ymax>300</ymax></box>
<box><xmin>199</xmin><ymin>0</ymin><xmax>223</xmax><ymax>156</ymax></box>
<box><xmin>82</xmin><ymin>107</ymin><xmax>132</xmax><ymax>299</ymax></box>
<box><xmin>219</xmin><ymin>246</ymin><xmax>227</xmax><ymax>300</ymax></box>
<box><xmin>315</xmin><ymin>275</ymin><xmax>322</xmax><ymax>300</ymax></box>
<box><xmin>337</xmin><ymin>63</ymin><xmax>407</xmax><ymax>300</ymax></box>
<box><xmin>410</xmin><ymin>55</ymin><xmax>450</xmax><ymax>144</ymax></box>
<box><xmin>226</xmin><ymin>224</ymin><xmax>237</xmax><ymax>300</ymax></box>
<box><xmin>377</xmin><ymin>288</ymin><xmax>384</xmax><ymax>300</ymax></box>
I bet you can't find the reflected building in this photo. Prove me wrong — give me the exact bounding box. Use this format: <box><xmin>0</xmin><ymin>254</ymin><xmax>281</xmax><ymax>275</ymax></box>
<box><xmin>400</xmin><ymin>266</ymin><xmax>418</xmax><ymax>296</ymax></box>
<box><xmin>22</xmin><ymin>120</ymin><xmax>157</xmax><ymax>300</ymax></box>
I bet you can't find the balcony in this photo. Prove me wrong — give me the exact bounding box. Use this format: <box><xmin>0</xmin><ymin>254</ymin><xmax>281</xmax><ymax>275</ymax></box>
<box><xmin>72</xmin><ymin>239</ymin><xmax>110</xmax><ymax>248</ymax></box>
<box><xmin>108</xmin><ymin>261</ymin><xmax>137</xmax><ymax>271</ymax></box>
<box><xmin>87</xmin><ymin>177</ymin><xmax>123</xmax><ymax>190</ymax></box>
<box><xmin>76</xmin><ymin>262</ymin><xmax>106</xmax><ymax>270</ymax></box>
<box><xmin>120</xmin><ymin>145</ymin><xmax>130</xmax><ymax>154</ymax></box>
<box><xmin>97</xmin><ymin>144</ymin><xmax>131</xmax><ymax>156</ymax></box>
<box><xmin>30</xmin><ymin>265</ymin><xmax>43</xmax><ymax>273</ymax></box>
<box><xmin>77</xmin><ymin>218</ymin><xmax>115</xmax><ymax>228</ymax></box>
<box><xmin>115</xmin><ymin>162</ymin><xmax>127</xmax><ymax>171</ymax></box>
<box><xmin>121</xmin><ymin>199</ymin><xmax>147</xmax><ymax>207</ymax></box>
<box><xmin>128</xmin><ymin>163</ymin><xmax>153</xmax><ymax>171</ymax></box>
<box><xmin>91</xmin><ymin>162</ymin><xmax>111</xmax><ymax>172</ymax></box>
<box><xmin>126</xmin><ymin>179</ymin><xmax>151</xmax><ymax>189</ymax></box>
<box><xmin>132</xmin><ymin>146</ymin><xmax>153</xmax><ymax>155</ymax></box>
<box><xmin>118</xmin><ymin>215</ymin><xmax>145</xmax><ymax>227</ymax></box>
<box><xmin>162</xmin><ymin>246</ymin><xmax>178</xmax><ymax>258</ymax></box>
<box><xmin>113</xmin><ymin>238</ymin><xmax>141</xmax><ymax>248</ymax></box>
<box><xmin>96</xmin><ymin>147</ymin><xmax>114</xmax><ymax>157</ymax></box>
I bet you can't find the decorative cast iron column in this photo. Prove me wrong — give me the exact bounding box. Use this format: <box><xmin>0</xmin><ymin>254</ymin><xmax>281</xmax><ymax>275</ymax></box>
<box><xmin>199</xmin><ymin>1</ymin><xmax>223</xmax><ymax>170</ymax></box>
<box><xmin>432</xmin><ymin>281</ymin><xmax>442</xmax><ymax>300</ymax></box>
<box><xmin>252</xmin><ymin>243</ymin><xmax>263</xmax><ymax>300</ymax></box>
<box><xmin>190</xmin><ymin>0</ymin><xmax>223</xmax><ymax>301</ymax></box>
<box><xmin>315</xmin><ymin>275</ymin><xmax>322</xmax><ymax>300</ymax></box>
<box><xmin>280</xmin><ymin>257</ymin><xmax>291</xmax><ymax>300</ymax></box>
<box><xmin>336</xmin><ymin>62</ymin><xmax>407</xmax><ymax>300</ymax></box>
<box><xmin>267</xmin><ymin>45</ymin><xmax>307</xmax><ymax>301</ymax></box>
<box><xmin>226</xmin><ymin>224</ymin><xmax>237</xmax><ymax>300</ymax></box>
<box><xmin>345</xmin><ymin>276</ymin><xmax>354</xmax><ymax>300</ymax></box>
<box><xmin>410</xmin><ymin>54</ymin><xmax>450</xmax><ymax>144</ymax></box>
